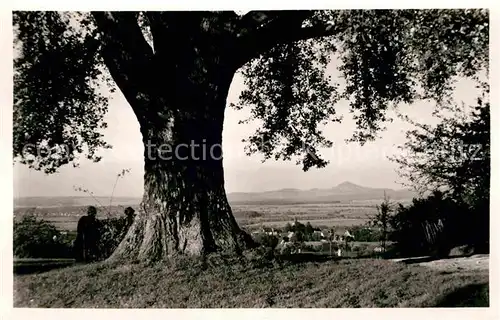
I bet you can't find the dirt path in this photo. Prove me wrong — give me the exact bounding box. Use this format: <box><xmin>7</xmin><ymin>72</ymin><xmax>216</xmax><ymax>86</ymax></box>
<box><xmin>418</xmin><ymin>254</ymin><xmax>489</xmax><ymax>273</ymax></box>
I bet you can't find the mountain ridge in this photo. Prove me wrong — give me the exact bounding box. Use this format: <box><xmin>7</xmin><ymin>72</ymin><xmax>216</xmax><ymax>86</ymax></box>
<box><xmin>226</xmin><ymin>181</ymin><xmax>415</xmax><ymax>204</ymax></box>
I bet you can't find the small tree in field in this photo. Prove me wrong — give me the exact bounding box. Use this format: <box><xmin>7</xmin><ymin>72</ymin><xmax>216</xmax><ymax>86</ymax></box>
<box><xmin>372</xmin><ymin>194</ymin><xmax>393</xmax><ymax>252</ymax></box>
<box><xmin>328</xmin><ymin>227</ymin><xmax>336</xmax><ymax>255</ymax></box>
<box><xmin>305</xmin><ymin>222</ymin><xmax>314</xmax><ymax>239</ymax></box>
<box><xmin>13</xmin><ymin>10</ymin><xmax>488</xmax><ymax>262</ymax></box>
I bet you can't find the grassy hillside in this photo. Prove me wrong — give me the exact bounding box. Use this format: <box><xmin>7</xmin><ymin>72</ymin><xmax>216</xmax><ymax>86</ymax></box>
<box><xmin>14</xmin><ymin>254</ymin><xmax>488</xmax><ymax>308</ymax></box>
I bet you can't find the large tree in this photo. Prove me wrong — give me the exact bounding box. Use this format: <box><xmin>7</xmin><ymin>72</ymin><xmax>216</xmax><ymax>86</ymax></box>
<box><xmin>13</xmin><ymin>10</ymin><xmax>489</xmax><ymax>261</ymax></box>
<box><xmin>391</xmin><ymin>83</ymin><xmax>490</xmax><ymax>251</ymax></box>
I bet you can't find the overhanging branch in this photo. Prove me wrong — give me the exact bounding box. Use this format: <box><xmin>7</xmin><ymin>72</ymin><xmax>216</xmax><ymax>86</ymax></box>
<box><xmin>91</xmin><ymin>11</ymin><xmax>156</xmax><ymax>118</ymax></box>
<box><xmin>233</xmin><ymin>10</ymin><xmax>342</xmax><ymax>67</ymax></box>
<box><xmin>237</xmin><ymin>11</ymin><xmax>291</xmax><ymax>36</ymax></box>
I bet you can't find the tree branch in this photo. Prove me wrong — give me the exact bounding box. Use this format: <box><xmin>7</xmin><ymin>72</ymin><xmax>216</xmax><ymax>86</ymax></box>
<box><xmin>91</xmin><ymin>11</ymin><xmax>156</xmax><ymax>119</ymax></box>
<box><xmin>233</xmin><ymin>10</ymin><xmax>342</xmax><ymax>67</ymax></box>
<box><xmin>237</xmin><ymin>11</ymin><xmax>290</xmax><ymax>36</ymax></box>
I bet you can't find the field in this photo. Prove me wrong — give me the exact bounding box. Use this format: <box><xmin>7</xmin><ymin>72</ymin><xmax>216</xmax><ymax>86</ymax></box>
<box><xmin>233</xmin><ymin>203</ymin><xmax>376</xmax><ymax>228</ymax></box>
<box><xmin>13</xmin><ymin>254</ymin><xmax>488</xmax><ymax>307</ymax></box>
<box><xmin>14</xmin><ymin>201</ymin><xmax>381</xmax><ymax>232</ymax></box>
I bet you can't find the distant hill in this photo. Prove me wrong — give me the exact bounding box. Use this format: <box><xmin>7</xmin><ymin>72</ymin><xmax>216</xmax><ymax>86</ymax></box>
<box><xmin>14</xmin><ymin>182</ymin><xmax>417</xmax><ymax>207</ymax></box>
<box><xmin>226</xmin><ymin>181</ymin><xmax>417</xmax><ymax>205</ymax></box>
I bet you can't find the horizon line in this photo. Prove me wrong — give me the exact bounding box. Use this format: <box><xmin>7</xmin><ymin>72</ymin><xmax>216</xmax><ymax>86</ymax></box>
<box><xmin>14</xmin><ymin>181</ymin><xmax>412</xmax><ymax>199</ymax></box>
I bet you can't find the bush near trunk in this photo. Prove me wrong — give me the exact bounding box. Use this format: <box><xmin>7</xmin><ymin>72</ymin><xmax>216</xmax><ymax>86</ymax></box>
<box><xmin>96</xmin><ymin>217</ymin><xmax>133</xmax><ymax>260</ymax></box>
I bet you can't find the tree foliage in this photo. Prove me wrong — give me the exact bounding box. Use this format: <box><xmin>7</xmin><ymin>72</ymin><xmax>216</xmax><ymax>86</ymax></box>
<box><xmin>391</xmin><ymin>83</ymin><xmax>490</xmax><ymax>201</ymax></box>
<box><xmin>234</xmin><ymin>9</ymin><xmax>489</xmax><ymax>169</ymax></box>
<box><xmin>371</xmin><ymin>195</ymin><xmax>393</xmax><ymax>251</ymax></box>
<box><xmin>349</xmin><ymin>226</ymin><xmax>380</xmax><ymax>242</ymax></box>
<box><xmin>13</xmin><ymin>12</ymin><xmax>113</xmax><ymax>173</ymax></box>
<box><xmin>390</xmin><ymin>85</ymin><xmax>490</xmax><ymax>253</ymax></box>
<box><xmin>13</xmin><ymin>10</ymin><xmax>489</xmax><ymax>173</ymax></box>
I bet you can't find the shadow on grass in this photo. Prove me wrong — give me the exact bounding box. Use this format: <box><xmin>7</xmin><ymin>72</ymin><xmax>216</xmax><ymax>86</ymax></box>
<box><xmin>277</xmin><ymin>253</ymin><xmax>336</xmax><ymax>263</ymax></box>
<box><xmin>434</xmin><ymin>283</ymin><xmax>489</xmax><ymax>307</ymax></box>
<box><xmin>275</xmin><ymin>252</ymin><xmax>377</xmax><ymax>264</ymax></box>
<box><xmin>396</xmin><ymin>253</ymin><xmax>484</xmax><ymax>265</ymax></box>
<box><xmin>274</xmin><ymin>251</ymin><xmax>393</xmax><ymax>265</ymax></box>
<box><xmin>14</xmin><ymin>259</ymin><xmax>76</xmax><ymax>275</ymax></box>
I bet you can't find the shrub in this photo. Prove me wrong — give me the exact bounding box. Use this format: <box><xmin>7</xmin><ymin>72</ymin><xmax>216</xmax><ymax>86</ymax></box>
<box><xmin>279</xmin><ymin>242</ymin><xmax>302</xmax><ymax>255</ymax></box>
<box><xmin>349</xmin><ymin>226</ymin><xmax>381</xmax><ymax>242</ymax></box>
<box><xmin>352</xmin><ymin>243</ymin><xmax>373</xmax><ymax>257</ymax></box>
<box><xmin>246</xmin><ymin>211</ymin><xmax>263</xmax><ymax>218</ymax></box>
<box><xmin>14</xmin><ymin>215</ymin><xmax>73</xmax><ymax>258</ymax></box>
<box><xmin>96</xmin><ymin>217</ymin><xmax>131</xmax><ymax>260</ymax></box>
<box><xmin>389</xmin><ymin>191</ymin><xmax>471</xmax><ymax>257</ymax></box>
<box><xmin>301</xmin><ymin>244</ymin><xmax>319</xmax><ymax>252</ymax></box>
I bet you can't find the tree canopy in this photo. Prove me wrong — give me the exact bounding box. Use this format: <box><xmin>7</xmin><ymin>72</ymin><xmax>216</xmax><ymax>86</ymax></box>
<box><xmin>13</xmin><ymin>10</ymin><xmax>489</xmax><ymax>173</ymax></box>
<box><xmin>389</xmin><ymin>81</ymin><xmax>489</xmax><ymax>254</ymax></box>
<box><xmin>391</xmin><ymin>82</ymin><xmax>489</xmax><ymax>201</ymax></box>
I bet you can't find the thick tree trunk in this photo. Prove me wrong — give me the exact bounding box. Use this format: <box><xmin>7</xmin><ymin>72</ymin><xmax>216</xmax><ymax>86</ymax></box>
<box><xmin>108</xmin><ymin>63</ymin><xmax>255</xmax><ymax>262</ymax></box>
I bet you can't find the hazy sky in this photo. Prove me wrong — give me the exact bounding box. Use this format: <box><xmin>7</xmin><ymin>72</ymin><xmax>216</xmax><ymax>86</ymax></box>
<box><xmin>13</xmin><ymin>55</ymin><xmax>481</xmax><ymax>198</ymax></box>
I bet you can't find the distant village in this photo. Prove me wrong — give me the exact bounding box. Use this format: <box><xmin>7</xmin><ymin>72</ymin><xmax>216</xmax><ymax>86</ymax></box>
<box><xmin>248</xmin><ymin>218</ymin><xmax>385</xmax><ymax>257</ymax></box>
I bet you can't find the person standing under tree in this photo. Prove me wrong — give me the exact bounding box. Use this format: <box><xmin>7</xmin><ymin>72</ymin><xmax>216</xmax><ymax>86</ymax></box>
<box><xmin>74</xmin><ymin>206</ymin><xmax>101</xmax><ymax>262</ymax></box>
<box><xmin>124</xmin><ymin>207</ymin><xmax>136</xmax><ymax>229</ymax></box>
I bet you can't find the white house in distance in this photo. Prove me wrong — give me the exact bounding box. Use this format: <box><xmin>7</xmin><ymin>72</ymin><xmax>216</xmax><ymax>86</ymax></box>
<box><xmin>267</xmin><ymin>228</ymin><xmax>279</xmax><ymax>236</ymax></box>
<box><xmin>251</xmin><ymin>227</ymin><xmax>280</xmax><ymax>237</ymax></box>
<box><xmin>344</xmin><ymin>230</ymin><xmax>354</xmax><ymax>241</ymax></box>
<box><xmin>320</xmin><ymin>229</ymin><xmax>355</xmax><ymax>243</ymax></box>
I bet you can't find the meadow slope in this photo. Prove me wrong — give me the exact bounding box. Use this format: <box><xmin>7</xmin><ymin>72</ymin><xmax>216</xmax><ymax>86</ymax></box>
<box><xmin>14</xmin><ymin>255</ymin><xmax>488</xmax><ymax>308</ymax></box>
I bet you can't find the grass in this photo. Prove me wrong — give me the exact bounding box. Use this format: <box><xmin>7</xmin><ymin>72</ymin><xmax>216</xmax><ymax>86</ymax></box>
<box><xmin>14</xmin><ymin>253</ymin><xmax>488</xmax><ymax>308</ymax></box>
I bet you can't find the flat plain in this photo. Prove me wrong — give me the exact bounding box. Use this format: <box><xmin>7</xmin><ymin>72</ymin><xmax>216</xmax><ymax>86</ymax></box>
<box><xmin>14</xmin><ymin>201</ymin><xmax>389</xmax><ymax>232</ymax></box>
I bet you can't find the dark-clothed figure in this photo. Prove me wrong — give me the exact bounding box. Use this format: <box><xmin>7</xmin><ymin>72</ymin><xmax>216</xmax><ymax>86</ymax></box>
<box><xmin>74</xmin><ymin>206</ymin><xmax>101</xmax><ymax>262</ymax></box>
<box><xmin>124</xmin><ymin>206</ymin><xmax>136</xmax><ymax>228</ymax></box>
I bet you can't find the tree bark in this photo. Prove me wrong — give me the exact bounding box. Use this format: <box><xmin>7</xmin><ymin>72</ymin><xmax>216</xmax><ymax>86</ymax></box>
<box><xmin>108</xmin><ymin>59</ymin><xmax>255</xmax><ymax>262</ymax></box>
